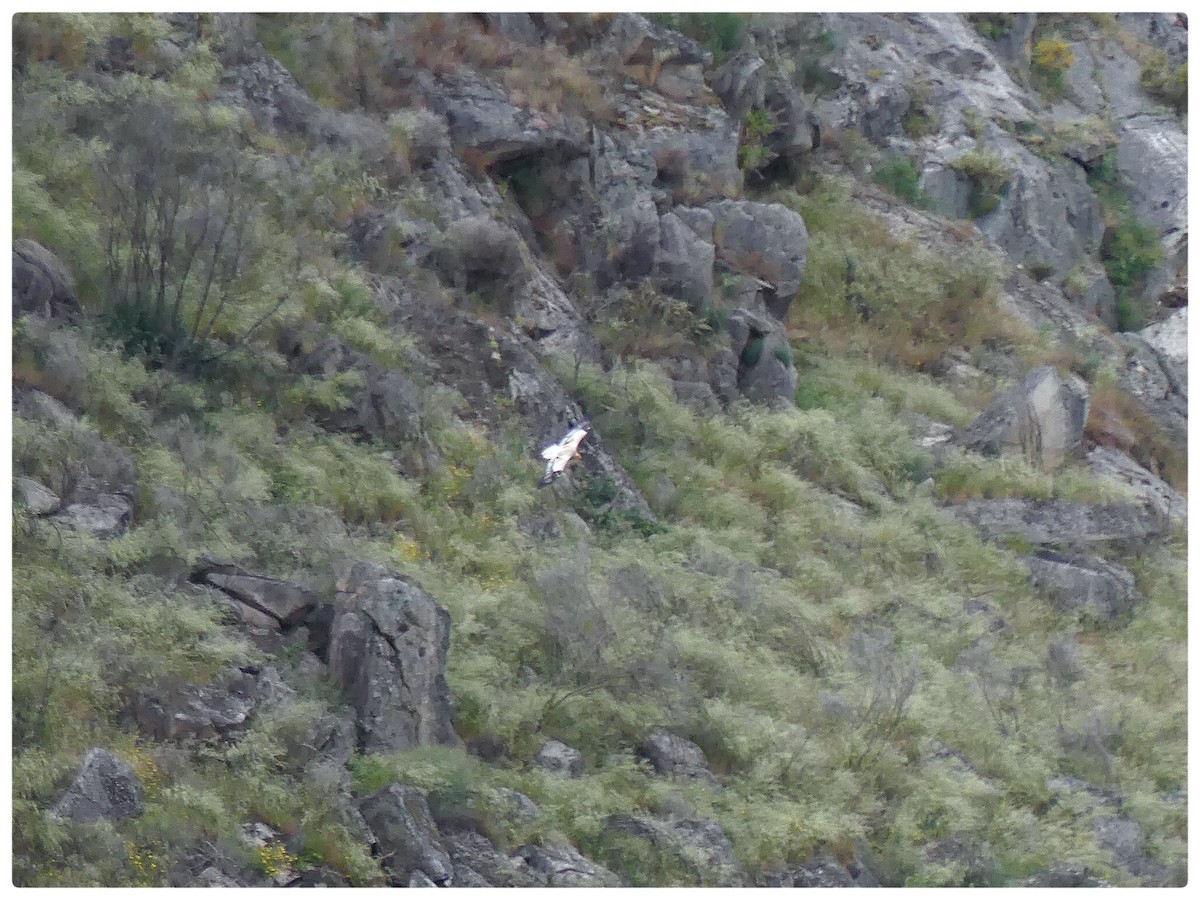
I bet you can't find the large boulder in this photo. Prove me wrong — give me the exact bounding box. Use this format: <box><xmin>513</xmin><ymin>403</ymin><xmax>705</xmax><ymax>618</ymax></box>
<box><xmin>13</xmin><ymin>239</ymin><xmax>79</xmax><ymax>320</ymax></box>
<box><xmin>51</xmin><ymin>492</ymin><xmax>135</xmax><ymax>540</ymax></box>
<box><xmin>1025</xmin><ymin>550</ymin><xmax>1141</xmax><ymax>621</ymax></box>
<box><xmin>726</xmin><ymin>307</ymin><xmax>798</xmax><ymax>406</ymax></box>
<box><xmin>534</xmin><ymin>739</ymin><xmax>583</xmax><ymax>777</ymax></box>
<box><xmin>14</xmin><ymin>476</ymin><xmax>61</xmax><ymax>516</ymax></box>
<box><xmin>637</xmin><ymin>729</ymin><xmax>720</xmax><ymax>789</ymax></box>
<box><xmin>357</xmin><ymin>784</ymin><xmax>453</xmax><ymax>886</ymax></box>
<box><xmin>52</xmin><ymin>748</ymin><xmax>145</xmax><ymax>823</ymax></box>
<box><xmin>328</xmin><ymin>562</ymin><xmax>459</xmax><ymax>752</ymax></box>
<box><xmin>956</xmin><ymin>366</ymin><xmax>1089</xmax><ymax>472</ymax></box>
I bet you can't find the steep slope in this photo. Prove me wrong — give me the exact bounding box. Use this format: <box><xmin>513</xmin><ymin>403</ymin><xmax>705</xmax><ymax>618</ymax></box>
<box><xmin>11</xmin><ymin>12</ymin><xmax>1186</xmax><ymax>887</ymax></box>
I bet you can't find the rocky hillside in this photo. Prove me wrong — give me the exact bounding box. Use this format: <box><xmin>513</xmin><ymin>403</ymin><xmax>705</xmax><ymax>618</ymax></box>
<box><xmin>11</xmin><ymin>12</ymin><xmax>1187</xmax><ymax>887</ymax></box>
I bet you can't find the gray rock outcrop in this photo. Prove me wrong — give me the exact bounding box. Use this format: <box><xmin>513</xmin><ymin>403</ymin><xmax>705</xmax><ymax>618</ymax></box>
<box><xmin>511</xmin><ymin>842</ymin><xmax>623</xmax><ymax>887</ymax></box>
<box><xmin>328</xmin><ymin>561</ymin><xmax>459</xmax><ymax>752</ymax></box>
<box><xmin>15</xmin><ymin>476</ymin><xmax>61</xmax><ymax>516</ymax></box>
<box><xmin>705</xmin><ymin>200</ymin><xmax>810</xmax><ymax>320</ymax></box>
<box><xmin>1025</xmin><ymin>550</ymin><xmax>1141</xmax><ymax>621</ymax></box>
<box><xmin>534</xmin><ymin>739</ymin><xmax>583</xmax><ymax>777</ymax></box>
<box><xmin>950</xmin><ymin>499</ymin><xmax>1166</xmax><ymax>547</ymax></box>
<box><xmin>1087</xmin><ymin>446</ymin><xmax>1186</xmax><ymax>527</ymax></box>
<box><xmin>357</xmin><ymin>784</ymin><xmax>453</xmax><ymax>886</ymax></box>
<box><xmin>134</xmin><ymin>666</ymin><xmax>293</xmax><ymax>742</ymax></box>
<box><xmin>603</xmin><ymin>812</ymin><xmax>746</xmax><ymax>886</ymax></box>
<box><xmin>52</xmin><ymin>747</ymin><xmax>145</xmax><ymax>823</ymax></box>
<box><xmin>638</xmin><ymin>729</ymin><xmax>720</xmax><ymax>789</ymax></box>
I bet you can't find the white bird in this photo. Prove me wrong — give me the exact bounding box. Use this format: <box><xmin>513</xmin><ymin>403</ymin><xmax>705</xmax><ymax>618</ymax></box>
<box><xmin>538</xmin><ymin>420</ymin><xmax>590</xmax><ymax>487</ymax></box>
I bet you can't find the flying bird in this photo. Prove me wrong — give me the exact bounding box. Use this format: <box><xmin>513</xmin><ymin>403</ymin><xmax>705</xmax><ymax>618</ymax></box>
<box><xmin>538</xmin><ymin>420</ymin><xmax>590</xmax><ymax>487</ymax></box>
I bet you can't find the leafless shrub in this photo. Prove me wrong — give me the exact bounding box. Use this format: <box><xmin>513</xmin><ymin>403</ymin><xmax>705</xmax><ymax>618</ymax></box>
<box><xmin>844</xmin><ymin>626</ymin><xmax>922</xmax><ymax>769</ymax></box>
<box><xmin>436</xmin><ymin>215</ymin><xmax>526</xmax><ymax>309</ymax></box>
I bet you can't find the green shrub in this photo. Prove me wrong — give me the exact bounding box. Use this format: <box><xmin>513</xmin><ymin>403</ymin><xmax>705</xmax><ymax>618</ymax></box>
<box><xmin>967</xmin><ymin>13</ymin><xmax>1016</xmax><ymax>41</ymax></box>
<box><xmin>1140</xmin><ymin>52</ymin><xmax>1186</xmax><ymax>114</ymax></box>
<box><xmin>950</xmin><ymin>150</ymin><xmax>1012</xmax><ymax>218</ymax></box>
<box><xmin>874</xmin><ymin>156</ymin><xmax>931</xmax><ymax>207</ymax></box>
<box><xmin>1031</xmin><ymin>37</ymin><xmax>1075</xmax><ymax>97</ymax></box>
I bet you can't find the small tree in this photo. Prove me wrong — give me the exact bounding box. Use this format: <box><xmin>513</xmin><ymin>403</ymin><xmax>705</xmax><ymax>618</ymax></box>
<box><xmin>94</xmin><ymin>95</ymin><xmax>291</xmax><ymax>370</ymax></box>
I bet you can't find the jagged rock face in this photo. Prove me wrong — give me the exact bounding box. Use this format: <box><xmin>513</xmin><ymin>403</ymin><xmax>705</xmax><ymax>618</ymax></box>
<box><xmin>957</xmin><ymin>366</ymin><xmax>1090</xmax><ymax>472</ymax></box>
<box><xmin>1116</xmin><ymin>333</ymin><xmax>1187</xmax><ymax>448</ymax></box>
<box><xmin>768</xmin><ymin>852</ymin><xmax>877</xmax><ymax>887</ymax></box>
<box><xmin>357</xmin><ymin>784</ymin><xmax>453</xmax><ymax>886</ymax></box>
<box><xmin>378</xmin><ymin>278</ymin><xmax>655</xmax><ymax>521</ymax></box>
<box><xmin>13</xmin><ymin>239</ymin><xmax>79</xmax><ymax>320</ymax></box>
<box><xmin>710</xmin><ymin>50</ymin><xmax>819</xmax><ymax>165</ymax></box>
<box><xmin>1138</xmin><ymin>305</ymin><xmax>1187</xmax><ymax>384</ymax></box>
<box><xmin>951</xmin><ymin>499</ymin><xmax>1166</xmax><ymax>547</ymax></box>
<box><xmin>328</xmin><ymin>561</ymin><xmax>459</xmax><ymax>753</ymax></box>
<box><xmin>1025</xmin><ymin>550</ymin><xmax>1141</xmax><ymax>621</ymax></box>
<box><xmin>445</xmin><ymin>828</ymin><xmax>538</xmax><ymax>887</ymax></box>
<box><xmin>1114</xmin><ymin>116</ymin><xmax>1187</xmax><ymax>312</ymax></box>
<box><xmin>603</xmin><ymin>13</ymin><xmax>712</xmax><ymax>102</ymax></box>
<box><xmin>52</xmin><ymin>748</ymin><xmax>145</xmax><ymax>823</ymax></box>
<box><xmin>654</xmin><ymin>211</ymin><xmax>716</xmax><ymax>305</ymax></box>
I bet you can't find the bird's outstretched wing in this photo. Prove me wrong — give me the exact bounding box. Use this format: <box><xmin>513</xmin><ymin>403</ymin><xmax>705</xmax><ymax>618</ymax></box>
<box><xmin>537</xmin><ymin>421</ymin><xmax>590</xmax><ymax>487</ymax></box>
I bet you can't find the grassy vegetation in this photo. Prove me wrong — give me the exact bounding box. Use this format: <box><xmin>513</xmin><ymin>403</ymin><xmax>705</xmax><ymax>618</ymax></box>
<box><xmin>1086</xmin><ymin>152</ymin><xmax>1164</xmax><ymax>331</ymax></box>
<box><xmin>11</xmin><ymin>11</ymin><xmax>1187</xmax><ymax>889</ymax></box>
<box><xmin>1139</xmin><ymin>50</ymin><xmax>1187</xmax><ymax>115</ymax></box>
<box><xmin>873</xmin><ymin>156</ymin><xmax>932</xmax><ymax>208</ymax></box>
<box><xmin>949</xmin><ymin>150</ymin><xmax>1012</xmax><ymax>219</ymax></box>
